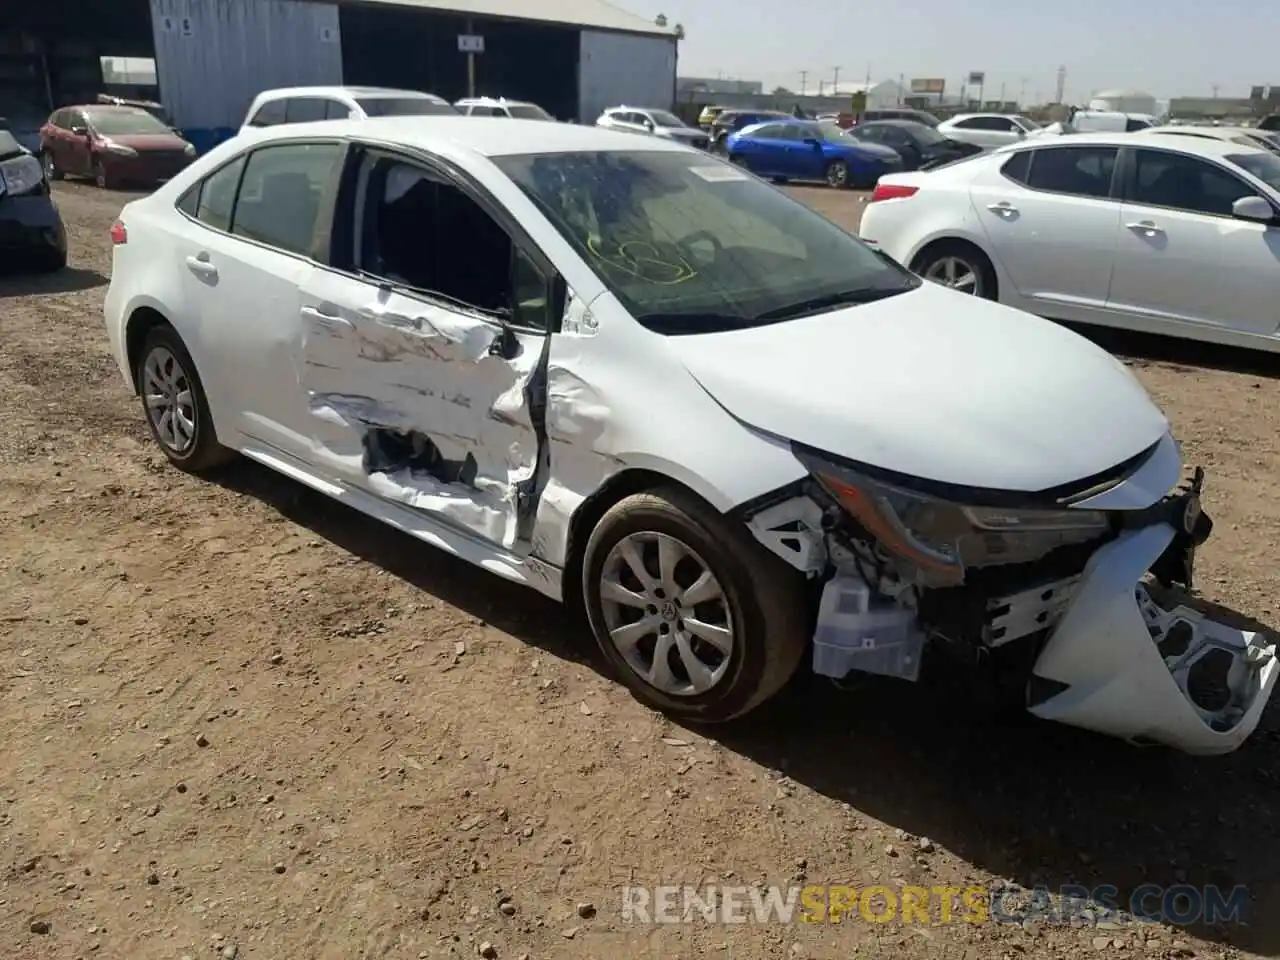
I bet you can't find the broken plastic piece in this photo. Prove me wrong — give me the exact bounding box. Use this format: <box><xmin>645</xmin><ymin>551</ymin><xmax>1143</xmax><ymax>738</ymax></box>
<box><xmin>812</xmin><ymin>573</ymin><xmax>925</xmax><ymax>682</ymax></box>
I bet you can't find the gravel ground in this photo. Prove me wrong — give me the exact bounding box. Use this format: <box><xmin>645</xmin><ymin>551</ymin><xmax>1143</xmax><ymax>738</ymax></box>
<box><xmin>1</xmin><ymin>180</ymin><xmax>1279</xmax><ymax>960</ymax></box>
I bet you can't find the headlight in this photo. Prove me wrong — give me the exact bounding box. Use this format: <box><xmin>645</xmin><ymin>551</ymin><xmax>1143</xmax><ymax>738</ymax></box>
<box><xmin>103</xmin><ymin>140</ymin><xmax>137</xmax><ymax>156</ymax></box>
<box><xmin>183</xmin><ymin>143</ymin><xmax>197</xmax><ymax>156</ymax></box>
<box><xmin>801</xmin><ymin>454</ymin><xmax>1109</xmax><ymax>587</ymax></box>
<box><xmin>0</xmin><ymin>153</ymin><xmax>45</xmax><ymax>197</ymax></box>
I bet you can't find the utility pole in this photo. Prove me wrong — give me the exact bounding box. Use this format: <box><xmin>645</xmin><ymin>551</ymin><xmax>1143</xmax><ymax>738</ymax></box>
<box><xmin>1019</xmin><ymin>77</ymin><xmax>1028</xmax><ymax>106</ymax></box>
<box><xmin>1211</xmin><ymin>84</ymin><xmax>1220</xmax><ymax>98</ymax></box>
<box><xmin>999</xmin><ymin>81</ymin><xmax>1006</xmax><ymax>105</ymax></box>
<box><xmin>832</xmin><ymin>66</ymin><xmax>841</xmax><ymax>93</ymax></box>
<box><xmin>1054</xmin><ymin>65</ymin><xmax>1066</xmax><ymax>104</ymax></box>
<box><xmin>799</xmin><ymin>70</ymin><xmax>808</xmax><ymax>96</ymax></box>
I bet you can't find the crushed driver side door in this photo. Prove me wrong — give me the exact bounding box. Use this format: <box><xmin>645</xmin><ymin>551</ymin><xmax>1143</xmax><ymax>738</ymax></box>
<box><xmin>297</xmin><ymin>145</ymin><xmax>556</xmax><ymax>555</ymax></box>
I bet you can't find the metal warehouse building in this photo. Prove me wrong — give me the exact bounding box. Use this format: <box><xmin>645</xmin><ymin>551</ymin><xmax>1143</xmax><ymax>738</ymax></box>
<box><xmin>3</xmin><ymin>0</ymin><xmax>678</xmax><ymax>151</ymax></box>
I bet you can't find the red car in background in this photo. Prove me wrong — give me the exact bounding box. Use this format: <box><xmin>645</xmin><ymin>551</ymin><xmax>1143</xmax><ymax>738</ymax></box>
<box><xmin>39</xmin><ymin>104</ymin><xmax>196</xmax><ymax>189</ymax></box>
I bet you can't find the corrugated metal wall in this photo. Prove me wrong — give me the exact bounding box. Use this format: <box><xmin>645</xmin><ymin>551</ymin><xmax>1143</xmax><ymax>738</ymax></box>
<box><xmin>150</xmin><ymin>0</ymin><xmax>342</xmax><ymax>148</ymax></box>
<box><xmin>577</xmin><ymin>30</ymin><xmax>676</xmax><ymax>123</ymax></box>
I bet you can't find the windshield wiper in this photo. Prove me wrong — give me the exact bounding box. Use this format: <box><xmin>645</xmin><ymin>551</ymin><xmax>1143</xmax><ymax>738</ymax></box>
<box><xmin>754</xmin><ymin>286</ymin><xmax>910</xmax><ymax>322</ymax></box>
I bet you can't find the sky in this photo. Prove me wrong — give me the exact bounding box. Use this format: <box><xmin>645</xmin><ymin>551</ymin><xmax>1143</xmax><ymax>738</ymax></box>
<box><xmin>632</xmin><ymin>0</ymin><xmax>1280</xmax><ymax>103</ymax></box>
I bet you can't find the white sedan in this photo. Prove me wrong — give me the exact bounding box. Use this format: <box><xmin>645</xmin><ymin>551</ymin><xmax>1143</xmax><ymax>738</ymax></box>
<box><xmin>102</xmin><ymin>117</ymin><xmax>1276</xmax><ymax>753</ymax></box>
<box><xmin>1137</xmin><ymin>124</ymin><xmax>1280</xmax><ymax>156</ymax></box>
<box><xmin>860</xmin><ymin>132</ymin><xmax>1280</xmax><ymax>353</ymax></box>
<box><xmin>934</xmin><ymin>113</ymin><xmax>1040</xmax><ymax>149</ymax></box>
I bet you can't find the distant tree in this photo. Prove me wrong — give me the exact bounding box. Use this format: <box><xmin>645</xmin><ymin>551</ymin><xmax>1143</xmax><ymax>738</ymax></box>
<box><xmin>773</xmin><ymin>86</ymin><xmax>794</xmax><ymax>96</ymax></box>
<box><xmin>674</xmin><ymin>23</ymin><xmax>685</xmax><ymax>39</ymax></box>
<box><xmin>654</xmin><ymin>13</ymin><xmax>668</xmax><ymax>26</ymax></box>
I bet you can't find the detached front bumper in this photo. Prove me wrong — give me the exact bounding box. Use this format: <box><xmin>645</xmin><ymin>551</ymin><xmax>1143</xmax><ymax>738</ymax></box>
<box><xmin>1029</xmin><ymin>488</ymin><xmax>1278</xmax><ymax>755</ymax></box>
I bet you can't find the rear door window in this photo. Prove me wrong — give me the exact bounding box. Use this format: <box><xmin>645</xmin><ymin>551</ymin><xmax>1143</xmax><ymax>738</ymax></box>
<box><xmin>231</xmin><ymin>142</ymin><xmax>346</xmax><ymax>255</ymax></box>
<box><xmin>1024</xmin><ymin>146</ymin><xmax>1118</xmax><ymax>198</ymax></box>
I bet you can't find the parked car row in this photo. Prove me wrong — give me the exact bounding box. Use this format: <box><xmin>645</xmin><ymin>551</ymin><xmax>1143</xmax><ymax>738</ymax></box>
<box><xmin>860</xmin><ymin>131</ymin><xmax>1280</xmax><ymax>355</ymax></box>
<box><xmin>99</xmin><ymin>114</ymin><xmax>1276</xmax><ymax>755</ymax></box>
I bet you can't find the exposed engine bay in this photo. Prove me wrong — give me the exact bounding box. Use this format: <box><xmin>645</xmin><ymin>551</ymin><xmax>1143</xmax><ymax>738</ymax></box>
<box><xmin>743</xmin><ymin>439</ymin><xmax>1279</xmax><ymax>755</ymax></box>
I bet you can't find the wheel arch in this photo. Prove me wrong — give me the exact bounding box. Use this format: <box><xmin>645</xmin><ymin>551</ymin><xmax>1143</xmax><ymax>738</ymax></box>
<box><xmin>560</xmin><ymin>467</ymin><xmax>725</xmax><ymax>618</ymax></box>
<box><xmin>124</xmin><ymin>305</ymin><xmax>175</xmax><ymax>393</ymax></box>
<box><xmin>908</xmin><ymin>235</ymin><xmax>1002</xmax><ymax>299</ymax></box>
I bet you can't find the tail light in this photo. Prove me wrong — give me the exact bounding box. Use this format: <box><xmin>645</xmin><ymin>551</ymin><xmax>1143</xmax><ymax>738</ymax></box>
<box><xmin>870</xmin><ymin>183</ymin><xmax>918</xmax><ymax>203</ymax></box>
<box><xmin>110</xmin><ymin>220</ymin><xmax>127</xmax><ymax>245</ymax></box>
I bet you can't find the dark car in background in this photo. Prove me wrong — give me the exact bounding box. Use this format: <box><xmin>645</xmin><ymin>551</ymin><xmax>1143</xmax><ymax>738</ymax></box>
<box><xmin>725</xmin><ymin>118</ymin><xmax>902</xmax><ymax>188</ymax></box>
<box><xmin>709</xmin><ymin>109</ymin><xmax>791</xmax><ymax>151</ymax></box>
<box><xmin>40</xmin><ymin>105</ymin><xmax>196</xmax><ymax>189</ymax></box>
<box><xmin>856</xmin><ymin>107</ymin><xmax>939</xmax><ymax>128</ymax></box>
<box><xmin>847</xmin><ymin>119</ymin><xmax>982</xmax><ymax>170</ymax></box>
<box><xmin>0</xmin><ymin>119</ymin><xmax>67</xmax><ymax>272</ymax></box>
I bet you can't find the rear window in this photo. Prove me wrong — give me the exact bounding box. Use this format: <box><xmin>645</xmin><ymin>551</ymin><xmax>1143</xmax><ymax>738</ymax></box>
<box><xmin>355</xmin><ymin>97</ymin><xmax>457</xmax><ymax>117</ymax></box>
<box><xmin>249</xmin><ymin>100</ymin><xmax>287</xmax><ymax>127</ymax></box>
<box><xmin>507</xmin><ymin>104</ymin><xmax>554</xmax><ymax>121</ymax></box>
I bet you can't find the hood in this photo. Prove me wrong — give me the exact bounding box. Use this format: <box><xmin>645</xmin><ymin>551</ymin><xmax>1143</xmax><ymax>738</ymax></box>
<box><xmin>838</xmin><ymin>140</ymin><xmax>901</xmax><ymax>161</ymax></box>
<box><xmin>101</xmin><ymin>131</ymin><xmax>191</xmax><ymax>151</ymax></box>
<box><xmin>667</xmin><ymin>282</ymin><xmax>1168</xmax><ymax>493</ymax></box>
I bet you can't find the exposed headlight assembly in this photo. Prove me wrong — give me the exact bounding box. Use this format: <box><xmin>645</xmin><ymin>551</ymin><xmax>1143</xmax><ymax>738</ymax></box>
<box><xmin>800</xmin><ymin>453</ymin><xmax>1109</xmax><ymax>587</ymax></box>
<box><xmin>0</xmin><ymin>153</ymin><xmax>45</xmax><ymax>197</ymax></box>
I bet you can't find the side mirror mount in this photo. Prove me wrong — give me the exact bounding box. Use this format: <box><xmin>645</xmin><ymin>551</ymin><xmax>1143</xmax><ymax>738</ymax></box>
<box><xmin>1232</xmin><ymin>195</ymin><xmax>1276</xmax><ymax>223</ymax></box>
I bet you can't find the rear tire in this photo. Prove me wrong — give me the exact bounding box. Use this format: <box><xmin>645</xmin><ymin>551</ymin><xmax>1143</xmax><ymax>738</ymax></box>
<box><xmin>42</xmin><ymin>151</ymin><xmax>63</xmax><ymax>181</ymax></box>
<box><xmin>582</xmin><ymin>486</ymin><xmax>809</xmax><ymax>723</ymax></box>
<box><xmin>135</xmin><ymin>325</ymin><xmax>236</xmax><ymax>473</ymax></box>
<box><xmin>912</xmin><ymin>241</ymin><xmax>998</xmax><ymax>300</ymax></box>
<box><xmin>825</xmin><ymin>159</ymin><xmax>850</xmax><ymax>189</ymax></box>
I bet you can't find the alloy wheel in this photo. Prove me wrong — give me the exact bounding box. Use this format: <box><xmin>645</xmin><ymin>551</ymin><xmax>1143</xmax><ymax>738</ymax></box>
<box><xmin>598</xmin><ymin>531</ymin><xmax>735</xmax><ymax>697</ymax></box>
<box><xmin>142</xmin><ymin>346</ymin><xmax>197</xmax><ymax>455</ymax></box>
<box><xmin>923</xmin><ymin>256</ymin><xmax>981</xmax><ymax>295</ymax></box>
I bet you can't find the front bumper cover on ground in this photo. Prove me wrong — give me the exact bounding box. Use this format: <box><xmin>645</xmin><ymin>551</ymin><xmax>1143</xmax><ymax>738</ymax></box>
<box><xmin>1028</xmin><ymin>475</ymin><xmax>1278</xmax><ymax>754</ymax></box>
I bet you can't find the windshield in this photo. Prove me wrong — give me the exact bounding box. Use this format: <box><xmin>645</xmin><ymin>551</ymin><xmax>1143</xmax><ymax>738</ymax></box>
<box><xmin>356</xmin><ymin>97</ymin><xmax>457</xmax><ymax>117</ymax></box>
<box><xmin>1012</xmin><ymin>116</ymin><xmax>1041</xmax><ymax>131</ymax></box>
<box><xmin>493</xmin><ymin>150</ymin><xmax>918</xmax><ymax>334</ymax></box>
<box><xmin>508</xmin><ymin>103</ymin><xmax>553</xmax><ymax>121</ymax></box>
<box><xmin>1229</xmin><ymin>151</ymin><xmax>1280</xmax><ymax>192</ymax></box>
<box><xmin>86</xmin><ymin>108</ymin><xmax>170</xmax><ymax>135</ymax></box>
<box><xmin>648</xmin><ymin>110</ymin><xmax>686</xmax><ymax>128</ymax></box>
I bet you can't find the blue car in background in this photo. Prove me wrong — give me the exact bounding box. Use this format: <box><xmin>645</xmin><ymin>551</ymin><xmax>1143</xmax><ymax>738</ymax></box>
<box><xmin>725</xmin><ymin>119</ymin><xmax>903</xmax><ymax>189</ymax></box>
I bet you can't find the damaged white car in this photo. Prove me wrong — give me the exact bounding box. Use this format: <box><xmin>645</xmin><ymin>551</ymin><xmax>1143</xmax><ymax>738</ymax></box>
<box><xmin>103</xmin><ymin>117</ymin><xmax>1278</xmax><ymax>755</ymax></box>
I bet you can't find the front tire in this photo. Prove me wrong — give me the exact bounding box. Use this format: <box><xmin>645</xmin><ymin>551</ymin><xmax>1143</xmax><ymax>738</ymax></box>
<box><xmin>582</xmin><ymin>487</ymin><xmax>809</xmax><ymax>723</ymax></box>
<box><xmin>135</xmin><ymin>326</ymin><xmax>235</xmax><ymax>473</ymax></box>
<box><xmin>94</xmin><ymin>159</ymin><xmax>113</xmax><ymax>189</ymax></box>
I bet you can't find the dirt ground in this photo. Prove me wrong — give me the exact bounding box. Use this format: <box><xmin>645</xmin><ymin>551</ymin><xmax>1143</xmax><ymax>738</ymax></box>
<box><xmin>2</xmin><ymin>180</ymin><xmax>1280</xmax><ymax>960</ymax></box>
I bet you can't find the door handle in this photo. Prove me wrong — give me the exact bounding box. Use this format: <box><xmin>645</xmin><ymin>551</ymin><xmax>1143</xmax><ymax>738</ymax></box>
<box><xmin>301</xmin><ymin>304</ymin><xmax>352</xmax><ymax>329</ymax></box>
<box><xmin>1126</xmin><ymin>220</ymin><xmax>1164</xmax><ymax>237</ymax></box>
<box><xmin>987</xmin><ymin>202</ymin><xmax>1018</xmax><ymax>216</ymax></box>
<box><xmin>184</xmin><ymin>254</ymin><xmax>217</xmax><ymax>279</ymax></box>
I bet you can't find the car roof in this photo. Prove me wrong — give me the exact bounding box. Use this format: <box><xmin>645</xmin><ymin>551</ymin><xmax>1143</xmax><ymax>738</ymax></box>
<box><xmin>458</xmin><ymin>97</ymin><xmax>537</xmax><ymax>106</ymax></box>
<box><xmin>1145</xmin><ymin>125</ymin><xmax>1250</xmax><ymax>137</ymax></box>
<box><xmin>1002</xmin><ymin>131</ymin><xmax>1267</xmax><ymax>158</ymax></box>
<box><xmin>254</xmin><ymin>86</ymin><xmax>445</xmax><ymax>101</ymax></box>
<box><xmin>861</xmin><ymin>118</ymin><xmax>929</xmax><ymax>128</ymax></box>
<box><xmin>236</xmin><ymin>115</ymin><xmax>694</xmax><ymax>158</ymax></box>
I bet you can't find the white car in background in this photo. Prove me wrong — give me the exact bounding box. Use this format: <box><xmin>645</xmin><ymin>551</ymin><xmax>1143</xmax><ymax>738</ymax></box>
<box><xmin>455</xmin><ymin>97</ymin><xmax>556</xmax><ymax>121</ymax></box>
<box><xmin>101</xmin><ymin>117</ymin><xmax>1275</xmax><ymax>754</ymax></box>
<box><xmin>595</xmin><ymin>106</ymin><xmax>709</xmax><ymax>149</ymax></box>
<box><xmin>239</xmin><ymin>86</ymin><xmax>455</xmax><ymax>132</ymax></box>
<box><xmin>934</xmin><ymin>113</ymin><xmax>1040</xmax><ymax>149</ymax></box>
<box><xmin>1138</xmin><ymin>124</ymin><xmax>1280</xmax><ymax>156</ymax></box>
<box><xmin>859</xmin><ymin>132</ymin><xmax>1280</xmax><ymax>353</ymax></box>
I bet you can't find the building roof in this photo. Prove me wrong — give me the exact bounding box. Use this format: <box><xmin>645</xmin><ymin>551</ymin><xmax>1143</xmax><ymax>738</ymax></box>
<box><xmin>337</xmin><ymin>0</ymin><xmax>674</xmax><ymax>36</ymax></box>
